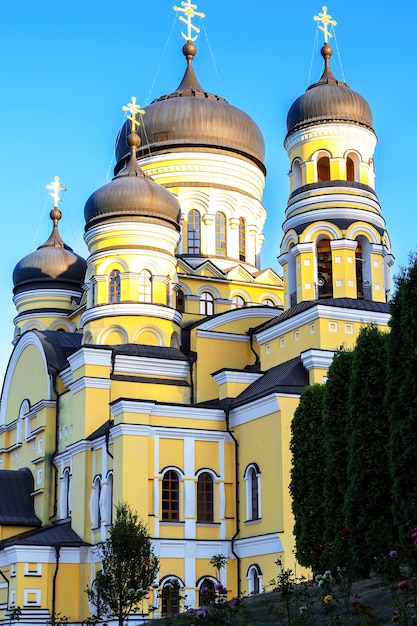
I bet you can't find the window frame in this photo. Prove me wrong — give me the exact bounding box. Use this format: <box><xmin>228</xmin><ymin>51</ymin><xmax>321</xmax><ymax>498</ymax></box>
<box><xmin>196</xmin><ymin>472</ymin><xmax>214</xmax><ymax>523</ymax></box>
<box><xmin>109</xmin><ymin>269</ymin><xmax>121</xmax><ymax>303</ymax></box>
<box><xmin>161</xmin><ymin>470</ymin><xmax>180</xmax><ymax>522</ymax></box>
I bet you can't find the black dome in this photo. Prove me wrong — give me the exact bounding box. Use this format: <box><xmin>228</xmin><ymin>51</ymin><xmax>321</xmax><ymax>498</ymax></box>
<box><xmin>115</xmin><ymin>43</ymin><xmax>265</xmax><ymax>173</ymax></box>
<box><xmin>85</xmin><ymin>134</ymin><xmax>181</xmax><ymax>231</ymax></box>
<box><xmin>286</xmin><ymin>43</ymin><xmax>373</xmax><ymax>136</ymax></box>
<box><xmin>13</xmin><ymin>210</ymin><xmax>86</xmax><ymax>295</ymax></box>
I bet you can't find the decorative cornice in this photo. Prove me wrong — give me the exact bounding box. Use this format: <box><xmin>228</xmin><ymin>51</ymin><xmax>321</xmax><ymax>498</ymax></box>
<box><xmin>114</xmin><ymin>355</ymin><xmax>189</xmax><ymax>379</ymax></box>
<box><xmin>234</xmin><ymin>532</ymin><xmax>283</xmax><ymax>558</ymax></box>
<box><xmin>110</xmin><ymin>399</ymin><xmax>225</xmax><ymax>422</ymax></box>
<box><xmin>284</xmin><ymin>122</ymin><xmax>376</xmax><ymax>153</ymax></box>
<box><xmin>229</xmin><ymin>394</ymin><xmax>281</xmax><ymax>426</ymax></box>
<box><xmin>69</xmin><ymin>377</ymin><xmax>111</xmax><ymax>394</ymax></box>
<box><xmin>301</xmin><ymin>349</ymin><xmax>335</xmax><ymax>371</ymax></box>
<box><xmin>212</xmin><ymin>370</ymin><xmax>262</xmax><ymax>386</ymax></box>
<box><xmin>284</xmin><ymin>205</ymin><xmax>385</xmax><ymax>233</ymax></box>
<box><xmin>67</xmin><ymin>347</ymin><xmax>112</xmax><ymax>372</ymax></box>
<box><xmin>81</xmin><ymin>303</ymin><xmax>182</xmax><ymax>326</ymax></box>
<box><xmin>255</xmin><ymin>305</ymin><xmax>390</xmax><ymax>345</ymax></box>
<box><xmin>330</xmin><ymin>239</ymin><xmax>358</xmax><ymax>251</ymax></box>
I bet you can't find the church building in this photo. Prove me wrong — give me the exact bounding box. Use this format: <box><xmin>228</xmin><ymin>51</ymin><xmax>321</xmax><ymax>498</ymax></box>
<box><xmin>0</xmin><ymin>4</ymin><xmax>393</xmax><ymax>623</ymax></box>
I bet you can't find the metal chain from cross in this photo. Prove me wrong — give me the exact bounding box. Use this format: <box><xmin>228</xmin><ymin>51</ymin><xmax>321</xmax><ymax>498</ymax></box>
<box><xmin>122</xmin><ymin>97</ymin><xmax>145</xmax><ymax>134</ymax></box>
<box><xmin>313</xmin><ymin>6</ymin><xmax>337</xmax><ymax>43</ymax></box>
<box><xmin>173</xmin><ymin>0</ymin><xmax>205</xmax><ymax>42</ymax></box>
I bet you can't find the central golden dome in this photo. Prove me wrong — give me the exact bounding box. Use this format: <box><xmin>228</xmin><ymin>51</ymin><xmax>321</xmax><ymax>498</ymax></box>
<box><xmin>114</xmin><ymin>43</ymin><xmax>265</xmax><ymax>173</ymax></box>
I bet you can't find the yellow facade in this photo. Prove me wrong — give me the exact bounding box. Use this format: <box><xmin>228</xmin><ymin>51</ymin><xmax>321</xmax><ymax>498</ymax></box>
<box><xmin>0</xmin><ymin>12</ymin><xmax>394</xmax><ymax>626</ymax></box>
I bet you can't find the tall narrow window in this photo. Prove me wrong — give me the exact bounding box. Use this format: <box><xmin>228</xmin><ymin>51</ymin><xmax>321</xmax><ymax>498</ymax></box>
<box><xmin>188</xmin><ymin>210</ymin><xmax>201</xmax><ymax>254</ymax></box>
<box><xmin>250</xmin><ymin>467</ymin><xmax>259</xmax><ymax>520</ymax></box>
<box><xmin>161</xmin><ymin>580</ymin><xmax>181</xmax><ymax>616</ymax></box>
<box><xmin>317</xmin><ymin>156</ymin><xmax>330</xmax><ymax>182</ymax></box>
<box><xmin>176</xmin><ymin>289</ymin><xmax>185</xmax><ymax>313</ymax></box>
<box><xmin>162</xmin><ymin>470</ymin><xmax>180</xmax><ymax>521</ymax></box>
<box><xmin>198</xmin><ymin>579</ymin><xmax>216</xmax><ymax>607</ymax></box>
<box><xmin>244</xmin><ymin>464</ymin><xmax>261</xmax><ymax>521</ymax></box>
<box><xmin>200</xmin><ymin>292</ymin><xmax>214</xmax><ymax>315</ymax></box>
<box><xmin>109</xmin><ymin>269</ymin><xmax>121</xmax><ymax>303</ymax></box>
<box><xmin>247</xmin><ymin>565</ymin><xmax>262</xmax><ymax>595</ymax></box>
<box><xmin>317</xmin><ymin>239</ymin><xmax>333</xmax><ymax>298</ymax></box>
<box><xmin>197</xmin><ymin>472</ymin><xmax>214</xmax><ymax>523</ymax></box>
<box><xmin>215</xmin><ymin>211</ymin><xmax>227</xmax><ymax>257</ymax></box>
<box><xmin>239</xmin><ymin>217</ymin><xmax>246</xmax><ymax>262</ymax></box>
<box><xmin>346</xmin><ymin>156</ymin><xmax>355</xmax><ymax>181</ymax></box>
<box><xmin>92</xmin><ymin>476</ymin><xmax>101</xmax><ymax>528</ymax></box>
<box><xmin>61</xmin><ymin>468</ymin><xmax>71</xmax><ymax>519</ymax></box>
<box><xmin>139</xmin><ymin>270</ymin><xmax>152</xmax><ymax>302</ymax></box>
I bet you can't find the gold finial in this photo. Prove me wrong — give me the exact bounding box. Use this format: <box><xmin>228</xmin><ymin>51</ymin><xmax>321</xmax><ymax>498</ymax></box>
<box><xmin>122</xmin><ymin>96</ymin><xmax>145</xmax><ymax>134</ymax></box>
<box><xmin>46</xmin><ymin>176</ymin><xmax>66</xmax><ymax>208</ymax></box>
<box><xmin>173</xmin><ymin>1</ymin><xmax>205</xmax><ymax>42</ymax></box>
<box><xmin>313</xmin><ymin>6</ymin><xmax>337</xmax><ymax>43</ymax></box>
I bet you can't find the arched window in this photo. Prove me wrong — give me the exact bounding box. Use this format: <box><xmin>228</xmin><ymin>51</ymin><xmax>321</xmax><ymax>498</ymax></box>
<box><xmin>317</xmin><ymin>239</ymin><xmax>333</xmax><ymax>298</ymax></box>
<box><xmin>262</xmin><ymin>298</ymin><xmax>275</xmax><ymax>307</ymax></box>
<box><xmin>188</xmin><ymin>210</ymin><xmax>201</xmax><ymax>254</ymax></box>
<box><xmin>239</xmin><ymin>217</ymin><xmax>246</xmax><ymax>262</ymax></box>
<box><xmin>105</xmin><ymin>471</ymin><xmax>113</xmax><ymax>525</ymax></box>
<box><xmin>197</xmin><ymin>472</ymin><xmax>214</xmax><ymax>523</ymax></box>
<box><xmin>247</xmin><ymin>564</ymin><xmax>262</xmax><ymax>595</ymax></box>
<box><xmin>317</xmin><ymin>156</ymin><xmax>330</xmax><ymax>182</ymax></box>
<box><xmin>109</xmin><ymin>269</ymin><xmax>121</xmax><ymax>303</ymax></box>
<box><xmin>244</xmin><ymin>464</ymin><xmax>261</xmax><ymax>521</ymax></box>
<box><xmin>292</xmin><ymin>159</ymin><xmax>302</xmax><ymax>189</ymax></box>
<box><xmin>162</xmin><ymin>470</ymin><xmax>180</xmax><ymax>522</ymax></box>
<box><xmin>91</xmin><ymin>475</ymin><xmax>101</xmax><ymax>529</ymax></box>
<box><xmin>60</xmin><ymin>467</ymin><xmax>71</xmax><ymax>519</ymax></box>
<box><xmin>198</xmin><ymin>578</ymin><xmax>216</xmax><ymax>607</ymax></box>
<box><xmin>346</xmin><ymin>156</ymin><xmax>355</xmax><ymax>181</ymax></box>
<box><xmin>215</xmin><ymin>211</ymin><xmax>227</xmax><ymax>257</ymax></box>
<box><xmin>200</xmin><ymin>292</ymin><xmax>214</xmax><ymax>315</ymax></box>
<box><xmin>161</xmin><ymin>579</ymin><xmax>181</xmax><ymax>616</ymax></box>
<box><xmin>139</xmin><ymin>270</ymin><xmax>152</xmax><ymax>302</ymax></box>
<box><xmin>176</xmin><ymin>289</ymin><xmax>185</xmax><ymax>313</ymax></box>
<box><xmin>231</xmin><ymin>295</ymin><xmax>246</xmax><ymax>310</ymax></box>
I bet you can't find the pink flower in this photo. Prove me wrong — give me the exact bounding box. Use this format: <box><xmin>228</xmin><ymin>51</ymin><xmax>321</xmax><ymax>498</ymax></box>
<box><xmin>398</xmin><ymin>580</ymin><xmax>409</xmax><ymax>590</ymax></box>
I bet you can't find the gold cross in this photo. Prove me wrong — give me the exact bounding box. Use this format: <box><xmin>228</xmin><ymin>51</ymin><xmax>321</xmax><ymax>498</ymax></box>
<box><xmin>122</xmin><ymin>97</ymin><xmax>145</xmax><ymax>134</ymax></box>
<box><xmin>313</xmin><ymin>6</ymin><xmax>337</xmax><ymax>43</ymax></box>
<box><xmin>46</xmin><ymin>176</ymin><xmax>66</xmax><ymax>207</ymax></box>
<box><xmin>173</xmin><ymin>1</ymin><xmax>205</xmax><ymax>42</ymax></box>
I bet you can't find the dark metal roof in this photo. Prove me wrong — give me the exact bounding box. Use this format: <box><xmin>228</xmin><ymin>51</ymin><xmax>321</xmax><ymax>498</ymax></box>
<box><xmin>114</xmin><ymin>43</ymin><xmax>265</xmax><ymax>174</ymax></box>
<box><xmin>286</xmin><ymin>43</ymin><xmax>373</xmax><ymax>137</ymax></box>
<box><xmin>13</xmin><ymin>212</ymin><xmax>86</xmax><ymax>295</ymax></box>
<box><xmin>31</xmin><ymin>330</ymin><xmax>82</xmax><ymax>373</ymax></box>
<box><xmin>255</xmin><ymin>298</ymin><xmax>390</xmax><ymax>334</ymax></box>
<box><xmin>87</xmin><ymin>420</ymin><xmax>114</xmax><ymax>441</ymax></box>
<box><xmin>85</xmin><ymin>137</ymin><xmax>181</xmax><ymax>232</ymax></box>
<box><xmin>231</xmin><ymin>356</ymin><xmax>309</xmax><ymax>407</ymax></box>
<box><xmin>0</xmin><ymin>468</ymin><xmax>41</xmax><ymax>526</ymax></box>
<box><xmin>113</xmin><ymin>344</ymin><xmax>188</xmax><ymax>361</ymax></box>
<box><xmin>0</xmin><ymin>522</ymin><xmax>87</xmax><ymax>548</ymax></box>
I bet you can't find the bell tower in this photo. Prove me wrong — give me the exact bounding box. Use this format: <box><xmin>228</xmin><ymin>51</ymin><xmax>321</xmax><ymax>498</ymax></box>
<box><xmin>279</xmin><ymin>7</ymin><xmax>394</xmax><ymax>309</ymax></box>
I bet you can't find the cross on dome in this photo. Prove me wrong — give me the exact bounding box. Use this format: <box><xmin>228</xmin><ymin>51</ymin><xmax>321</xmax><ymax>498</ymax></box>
<box><xmin>122</xmin><ymin>97</ymin><xmax>145</xmax><ymax>134</ymax></box>
<box><xmin>46</xmin><ymin>176</ymin><xmax>66</xmax><ymax>208</ymax></box>
<box><xmin>313</xmin><ymin>6</ymin><xmax>337</xmax><ymax>43</ymax></box>
<box><xmin>173</xmin><ymin>0</ymin><xmax>205</xmax><ymax>42</ymax></box>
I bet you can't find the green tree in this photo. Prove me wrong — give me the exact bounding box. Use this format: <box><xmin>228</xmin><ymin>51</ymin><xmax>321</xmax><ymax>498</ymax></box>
<box><xmin>86</xmin><ymin>502</ymin><xmax>159</xmax><ymax>626</ymax></box>
<box><xmin>322</xmin><ymin>349</ymin><xmax>353</xmax><ymax>568</ymax></box>
<box><xmin>344</xmin><ymin>324</ymin><xmax>393</xmax><ymax>577</ymax></box>
<box><xmin>290</xmin><ymin>384</ymin><xmax>326</xmax><ymax>569</ymax></box>
<box><xmin>387</xmin><ymin>254</ymin><xmax>417</xmax><ymax>545</ymax></box>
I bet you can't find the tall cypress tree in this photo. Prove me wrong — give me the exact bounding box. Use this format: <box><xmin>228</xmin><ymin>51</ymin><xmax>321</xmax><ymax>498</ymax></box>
<box><xmin>387</xmin><ymin>254</ymin><xmax>417</xmax><ymax>544</ymax></box>
<box><xmin>290</xmin><ymin>384</ymin><xmax>326</xmax><ymax>569</ymax></box>
<box><xmin>344</xmin><ymin>325</ymin><xmax>393</xmax><ymax>576</ymax></box>
<box><xmin>322</xmin><ymin>350</ymin><xmax>353</xmax><ymax>565</ymax></box>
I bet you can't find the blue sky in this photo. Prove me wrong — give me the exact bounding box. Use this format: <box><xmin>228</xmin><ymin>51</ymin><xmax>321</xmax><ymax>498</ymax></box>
<box><xmin>0</xmin><ymin>1</ymin><xmax>415</xmax><ymax>381</ymax></box>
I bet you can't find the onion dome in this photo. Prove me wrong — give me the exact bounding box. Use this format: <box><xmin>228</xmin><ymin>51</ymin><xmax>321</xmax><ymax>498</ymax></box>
<box><xmin>286</xmin><ymin>42</ymin><xmax>373</xmax><ymax>137</ymax></box>
<box><xmin>85</xmin><ymin>133</ymin><xmax>181</xmax><ymax>231</ymax></box>
<box><xmin>13</xmin><ymin>207</ymin><xmax>87</xmax><ymax>295</ymax></box>
<box><xmin>114</xmin><ymin>42</ymin><xmax>265</xmax><ymax>174</ymax></box>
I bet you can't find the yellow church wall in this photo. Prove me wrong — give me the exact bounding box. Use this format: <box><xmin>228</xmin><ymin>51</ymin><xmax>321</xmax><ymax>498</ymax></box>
<box><xmin>71</xmin><ymin>451</ymin><xmax>93</xmax><ymax>539</ymax></box>
<box><xmin>59</xmin><ymin>387</ymin><xmax>110</xmax><ymax>444</ymax></box>
<box><xmin>84</xmin><ymin>314</ymin><xmax>180</xmax><ymax>348</ymax></box>
<box><xmin>194</xmin><ymin>440</ymin><xmax>219</xmax><ymax>474</ymax></box>
<box><xmin>3</xmin><ymin>346</ymin><xmax>49</xmax><ymax>427</ymax></box>
<box><xmin>159</xmin><ymin>437</ymin><xmax>184</xmax><ymax>472</ymax></box>
<box><xmin>110</xmin><ymin>381</ymin><xmax>190</xmax><ymax>410</ymax></box>
<box><xmin>331</xmin><ymin>248</ymin><xmax>357</xmax><ymax>299</ymax></box>
<box><xmin>111</xmin><ymin>434</ymin><xmax>151</xmax><ymax>523</ymax></box>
